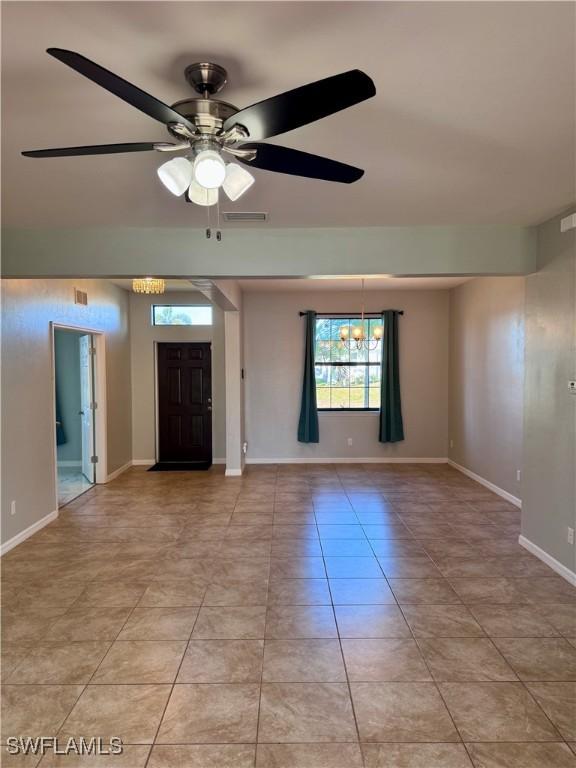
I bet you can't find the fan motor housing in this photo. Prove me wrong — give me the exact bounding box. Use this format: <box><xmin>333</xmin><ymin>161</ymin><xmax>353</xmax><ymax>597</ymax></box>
<box><xmin>170</xmin><ymin>98</ymin><xmax>239</xmax><ymax>138</ymax></box>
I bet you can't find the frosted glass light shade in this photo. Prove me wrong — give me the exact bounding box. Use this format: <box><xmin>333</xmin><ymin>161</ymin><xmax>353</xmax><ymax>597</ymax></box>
<box><xmin>157</xmin><ymin>157</ymin><xmax>193</xmax><ymax>196</ymax></box>
<box><xmin>193</xmin><ymin>149</ymin><xmax>226</xmax><ymax>189</ymax></box>
<box><xmin>187</xmin><ymin>181</ymin><xmax>218</xmax><ymax>207</ymax></box>
<box><xmin>372</xmin><ymin>325</ymin><xmax>383</xmax><ymax>340</ymax></box>
<box><xmin>222</xmin><ymin>163</ymin><xmax>255</xmax><ymax>201</ymax></box>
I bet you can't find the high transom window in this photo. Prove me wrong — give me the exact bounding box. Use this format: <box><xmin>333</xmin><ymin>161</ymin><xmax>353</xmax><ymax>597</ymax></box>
<box><xmin>152</xmin><ymin>305</ymin><xmax>213</xmax><ymax>326</ymax></box>
<box><xmin>315</xmin><ymin>317</ymin><xmax>382</xmax><ymax>410</ymax></box>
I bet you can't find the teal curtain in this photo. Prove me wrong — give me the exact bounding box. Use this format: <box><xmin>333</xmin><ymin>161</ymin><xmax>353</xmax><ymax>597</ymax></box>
<box><xmin>297</xmin><ymin>310</ymin><xmax>319</xmax><ymax>443</ymax></box>
<box><xmin>379</xmin><ymin>310</ymin><xmax>404</xmax><ymax>442</ymax></box>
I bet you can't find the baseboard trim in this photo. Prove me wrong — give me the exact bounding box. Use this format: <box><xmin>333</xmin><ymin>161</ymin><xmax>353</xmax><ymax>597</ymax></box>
<box><xmin>448</xmin><ymin>460</ymin><xmax>521</xmax><ymax>508</ymax></box>
<box><xmin>225</xmin><ymin>468</ymin><xmax>243</xmax><ymax>476</ymax></box>
<box><xmin>245</xmin><ymin>457</ymin><xmax>449</xmax><ymax>465</ymax></box>
<box><xmin>1</xmin><ymin>510</ymin><xmax>58</xmax><ymax>556</ymax></box>
<box><xmin>213</xmin><ymin>458</ymin><xmax>226</xmax><ymax>465</ymax></box>
<box><xmin>58</xmin><ymin>460</ymin><xmax>82</xmax><ymax>468</ymax></box>
<box><xmin>519</xmin><ymin>534</ymin><xmax>576</xmax><ymax>586</ymax></box>
<box><xmin>132</xmin><ymin>459</ymin><xmax>156</xmax><ymax>466</ymax></box>
<box><xmin>105</xmin><ymin>461</ymin><xmax>132</xmax><ymax>482</ymax></box>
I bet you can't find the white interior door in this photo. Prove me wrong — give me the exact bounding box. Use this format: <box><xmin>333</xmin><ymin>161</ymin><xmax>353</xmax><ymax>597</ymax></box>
<box><xmin>79</xmin><ymin>334</ymin><xmax>95</xmax><ymax>483</ymax></box>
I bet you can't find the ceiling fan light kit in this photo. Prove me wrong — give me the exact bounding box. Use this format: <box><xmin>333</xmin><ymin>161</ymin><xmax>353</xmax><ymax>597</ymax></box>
<box><xmin>22</xmin><ymin>49</ymin><xmax>376</xmax><ymax>215</ymax></box>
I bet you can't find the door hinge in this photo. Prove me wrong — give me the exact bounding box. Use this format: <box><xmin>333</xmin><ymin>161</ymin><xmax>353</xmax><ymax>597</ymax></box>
<box><xmin>89</xmin><ymin>347</ymin><xmax>96</xmax><ymax>356</ymax></box>
<box><xmin>90</xmin><ymin>402</ymin><xmax>98</xmax><ymax>410</ymax></box>
<box><xmin>90</xmin><ymin>455</ymin><xmax>99</xmax><ymax>464</ymax></box>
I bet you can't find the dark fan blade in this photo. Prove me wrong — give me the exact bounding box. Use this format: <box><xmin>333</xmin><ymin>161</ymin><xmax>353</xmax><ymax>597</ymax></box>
<box><xmin>239</xmin><ymin>143</ymin><xmax>364</xmax><ymax>183</ymax></box>
<box><xmin>22</xmin><ymin>142</ymin><xmax>158</xmax><ymax>158</ymax></box>
<box><xmin>224</xmin><ymin>70</ymin><xmax>375</xmax><ymax>140</ymax></box>
<box><xmin>47</xmin><ymin>48</ymin><xmax>195</xmax><ymax>130</ymax></box>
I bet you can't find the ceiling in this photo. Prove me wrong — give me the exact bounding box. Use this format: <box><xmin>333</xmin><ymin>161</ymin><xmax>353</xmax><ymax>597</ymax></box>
<box><xmin>2</xmin><ymin>2</ymin><xmax>574</xmax><ymax>228</ymax></box>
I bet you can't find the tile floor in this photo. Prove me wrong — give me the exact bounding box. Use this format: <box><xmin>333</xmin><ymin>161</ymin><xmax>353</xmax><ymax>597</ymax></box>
<box><xmin>2</xmin><ymin>463</ymin><xmax>576</xmax><ymax>767</ymax></box>
<box><xmin>57</xmin><ymin>467</ymin><xmax>93</xmax><ymax>506</ymax></box>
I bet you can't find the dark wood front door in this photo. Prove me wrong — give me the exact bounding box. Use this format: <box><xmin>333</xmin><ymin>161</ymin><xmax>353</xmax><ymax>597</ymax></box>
<box><xmin>157</xmin><ymin>342</ymin><xmax>212</xmax><ymax>465</ymax></box>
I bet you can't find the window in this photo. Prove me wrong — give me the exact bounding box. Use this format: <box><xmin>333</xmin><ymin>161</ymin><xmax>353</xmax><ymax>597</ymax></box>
<box><xmin>315</xmin><ymin>317</ymin><xmax>382</xmax><ymax>410</ymax></box>
<box><xmin>152</xmin><ymin>305</ymin><xmax>213</xmax><ymax>326</ymax></box>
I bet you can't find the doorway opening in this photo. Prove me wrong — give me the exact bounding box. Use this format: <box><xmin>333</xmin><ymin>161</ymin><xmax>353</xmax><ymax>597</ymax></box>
<box><xmin>154</xmin><ymin>342</ymin><xmax>213</xmax><ymax>469</ymax></box>
<box><xmin>54</xmin><ymin>327</ymin><xmax>97</xmax><ymax>505</ymax></box>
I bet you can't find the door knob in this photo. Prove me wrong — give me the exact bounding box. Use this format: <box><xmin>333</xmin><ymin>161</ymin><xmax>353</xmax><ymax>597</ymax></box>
<box><xmin>207</xmin><ymin>406</ymin><xmax>212</xmax><ymax>411</ymax></box>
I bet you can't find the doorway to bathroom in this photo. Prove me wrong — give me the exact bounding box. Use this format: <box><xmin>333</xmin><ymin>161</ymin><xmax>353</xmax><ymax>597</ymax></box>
<box><xmin>54</xmin><ymin>327</ymin><xmax>96</xmax><ymax>505</ymax></box>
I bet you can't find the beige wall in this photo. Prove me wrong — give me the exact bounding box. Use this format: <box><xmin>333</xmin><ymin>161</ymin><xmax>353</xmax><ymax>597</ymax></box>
<box><xmin>1</xmin><ymin>278</ymin><xmax>131</xmax><ymax>545</ymax></box>
<box><xmin>522</xmin><ymin>210</ymin><xmax>576</xmax><ymax>572</ymax></box>
<box><xmin>243</xmin><ymin>289</ymin><xmax>449</xmax><ymax>461</ymax></box>
<box><xmin>448</xmin><ymin>277</ymin><xmax>526</xmax><ymax>498</ymax></box>
<box><xmin>129</xmin><ymin>292</ymin><xmax>226</xmax><ymax>463</ymax></box>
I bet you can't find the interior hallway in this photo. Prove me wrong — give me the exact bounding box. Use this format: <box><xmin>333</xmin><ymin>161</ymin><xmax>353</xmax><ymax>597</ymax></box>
<box><xmin>2</xmin><ymin>464</ymin><xmax>576</xmax><ymax>767</ymax></box>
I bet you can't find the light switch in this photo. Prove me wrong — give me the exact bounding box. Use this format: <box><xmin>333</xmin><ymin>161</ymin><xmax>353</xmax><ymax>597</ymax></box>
<box><xmin>569</xmin><ymin>381</ymin><xmax>576</xmax><ymax>395</ymax></box>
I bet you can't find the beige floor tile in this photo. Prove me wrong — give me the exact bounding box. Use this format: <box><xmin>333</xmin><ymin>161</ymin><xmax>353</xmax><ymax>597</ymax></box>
<box><xmin>513</xmin><ymin>577</ymin><xmax>576</xmax><ymax>604</ymax></box>
<box><xmin>148</xmin><ymin>745</ymin><xmax>255</xmax><ymax>768</ymax></box>
<box><xmin>0</xmin><ymin>644</ymin><xmax>32</xmax><ymax>681</ymax></box>
<box><xmin>267</xmin><ymin>578</ymin><xmax>331</xmax><ymax>605</ymax></box>
<box><xmin>156</xmin><ymin>683</ymin><xmax>260</xmax><ymax>743</ymax></box>
<box><xmin>350</xmin><ymin>682</ymin><xmax>459</xmax><ymax>742</ymax></box>
<box><xmin>265</xmin><ymin>605</ymin><xmax>337</xmax><ymax>638</ymax></box>
<box><xmin>258</xmin><ymin>682</ymin><xmax>357</xmax><ymax>742</ymax></box>
<box><xmin>138</xmin><ymin>581</ymin><xmax>207</xmax><ymax>607</ymax></box>
<box><xmin>418</xmin><ymin>638</ymin><xmax>517</xmax><ymax>681</ymax></box>
<box><xmin>324</xmin><ymin>557</ymin><xmax>383</xmax><ymax>578</ymax></box>
<box><xmin>203</xmin><ymin>578</ymin><xmax>269</xmax><ymax>606</ymax></box>
<box><xmin>335</xmin><ymin>604</ymin><xmax>411</xmax><ymax>638</ymax></box>
<box><xmin>177</xmin><ymin>639</ymin><xmax>264</xmax><ymax>682</ymax></box>
<box><xmin>465</xmin><ymin>742</ymin><xmax>576</xmax><ymax>768</ymax></box>
<box><xmin>192</xmin><ymin>606</ymin><xmax>267</xmax><ymax>639</ymax></box>
<box><xmin>540</xmin><ymin>604</ymin><xmax>576</xmax><ymax>636</ymax></box>
<box><xmin>1</xmin><ymin>608</ymin><xmax>66</xmax><ymax>643</ymax></box>
<box><xmin>117</xmin><ymin>608</ymin><xmax>198</xmax><ymax>641</ymax></box>
<box><xmin>526</xmin><ymin>682</ymin><xmax>576</xmax><ymax>739</ymax></box>
<box><xmin>75</xmin><ymin>582</ymin><xmax>148</xmax><ymax>607</ymax></box>
<box><xmin>1</xmin><ymin>685</ymin><xmax>84</xmax><ymax>740</ymax></box>
<box><xmin>493</xmin><ymin>637</ymin><xmax>576</xmax><ymax>680</ymax></box>
<box><xmin>469</xmin><ymin>604</ymin><xmax>560</xmax><ymax>637</ymax></box>
<box><xmin>389</xmin><ymin>579</ymin><xmax>461</xmax><ymax>604</ymax></box>
<box><xmin>269</xmin><ymin>557</ymin><xmax>326</xmax><ymax>579</ymax></box>
<box><xmin>6</xmin><ymin>641</ymin><xmax>110</xmax><ymax>684</ymax></box>
<box><xmin>401</xmin><ymin>605</ymin><xmax>484</xmax><ymax>638</ymax></box>
<box><xmin>377</xmin><ymin>556</ymin><xmax>442</xmax><ymax>578</ymax></box>
<box><xmin>342</xmin><ymin>639</ymin><xmax>431</xmax><ymax>682</ymax></box>
<box><xmin>60</xmin><ymin>684</ymin><xmax>170</xmax><ymax>744</ymax></box>
<box><xmin>439</xmin><ymin>682</ymin><xmax>560</xmax><ymax>741</ymax></box>
<box><xmin>448</xmin><ymin>578</ymin><xmax>524</xmax><ymax>605</ymax></box>
<box><xmin>256</xmin><ymin>743</ymin><xmax>363</xmax><ymax>767</ymax></box>
<box><xmin>45</xmin><ymin>608</ymin><xmax>132</xmax><ymax>641</ymax></box>
<box><xmin>92</xmin><ymin>641</ymin><xmax>186</xmax><ymax>683</ymax></box>
<box><xmin>262</xmin><ymin>639</ymin><xmax>346</xmax><ymax>682</ymax></box>
<box><xmin>36</xmin><ymin>745</ymin><xmax>151</xmax><ymax>767</ymax></box>
<box><xmin>362</xmin><ymin>743</ymin><xmax>473</xmax><ymax>767</ymax></box>
<box><xmin>328</xmin><ymin>578</ymin><xmax>396</xmax><ymax>605</ymax></box>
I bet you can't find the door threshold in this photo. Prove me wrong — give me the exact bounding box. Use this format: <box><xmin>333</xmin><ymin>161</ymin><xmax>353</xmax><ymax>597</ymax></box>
<box><xmin>148</xmin><ymin>461</ymin><xmax>213</xmax><ymax>472</ymax></box>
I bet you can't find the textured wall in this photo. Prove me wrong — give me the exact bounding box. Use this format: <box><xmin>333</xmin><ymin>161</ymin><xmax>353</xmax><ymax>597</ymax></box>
<box><xmin>1</xmin><ymin>278</ymin><xmax>131</xmax><ymax>545</ymax></box>
<box><xmin>522</xmin><ymin>210</ymin><xmax>576</xmax><ymax>571</ymax></box>
<box><xmin>243</xmin><ymin>289</ymin><xmax>449</xmax><ymax>461</ymax></box>
<box><xmin>449</xmin><ymin>277</ymin><xmax>526</xmax><ymax>497</ymax></box>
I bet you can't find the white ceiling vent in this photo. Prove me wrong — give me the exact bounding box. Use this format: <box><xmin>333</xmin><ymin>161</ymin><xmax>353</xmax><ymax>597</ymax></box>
<box><xmin>222</xmin><ymin>212</ymin><xmax>268</xmax><ymax>222</ymax></box>
<box><xmin>74</xmin><ymin>288</ymin><xmax>88</xmax><ymax>306</ymax></box>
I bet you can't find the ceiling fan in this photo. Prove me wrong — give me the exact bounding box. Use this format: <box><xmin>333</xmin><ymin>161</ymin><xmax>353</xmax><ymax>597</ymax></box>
<box><xmin>22</xmin><ymin>49</ymin><xmax>376</xmax><ymax>207</ymax></box>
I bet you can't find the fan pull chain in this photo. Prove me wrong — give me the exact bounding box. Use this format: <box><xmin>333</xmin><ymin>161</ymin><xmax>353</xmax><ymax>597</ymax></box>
<box><xmin>206</xmin><ymin>200</ymin><xmax>211</xmax><ymax>239</ymax></box>
<box><xmin>216</xmin><ymin>193</ymin><xmax>222</xmax><ymax>242</ymax></box>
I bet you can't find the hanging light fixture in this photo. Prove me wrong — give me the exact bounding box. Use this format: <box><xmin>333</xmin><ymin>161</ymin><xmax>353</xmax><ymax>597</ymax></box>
<box><xmin>340</xmin><ymin>279</ymin><xmax>383</xmax><ymax>350</ymax></box>
<box><xmin>132</xmin><ymin>277</ymin><xmax>166</xmax><ymax>295</ymax></box>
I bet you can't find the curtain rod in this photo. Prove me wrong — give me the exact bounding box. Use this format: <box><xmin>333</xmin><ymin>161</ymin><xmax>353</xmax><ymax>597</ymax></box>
<box><xmin>299</xmin><ymin>311</ymin><xmax>404</xmax><ymax>317</ymax></box>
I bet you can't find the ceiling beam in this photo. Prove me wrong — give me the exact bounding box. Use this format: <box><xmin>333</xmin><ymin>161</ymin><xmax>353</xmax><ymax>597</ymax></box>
<box><xmin>1</xmin><ymin>225</ymin><xmax>537</xmax><ymax>278</ymax></box>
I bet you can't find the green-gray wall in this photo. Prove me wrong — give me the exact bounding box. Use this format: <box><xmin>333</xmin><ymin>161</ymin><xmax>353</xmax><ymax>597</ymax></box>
<box><xmin>521</xmin><ymin>210</ymin><xmax>576</xmax><ymax>575</ymax></box>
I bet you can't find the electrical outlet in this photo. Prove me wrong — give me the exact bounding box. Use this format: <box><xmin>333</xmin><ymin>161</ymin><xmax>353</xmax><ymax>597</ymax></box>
<box><xmin>347</xmin><ymin>438</ymin><xmax>353</xmax><ymax>447</ymax></box>
<box><xmin>516</xmin><ymin>470</ymin><xmax>521</xmax><ymax>482</ymax></box>
<box><xmin>242</xmin><ymin>442</ymin><xmax>248</xmax><ymax>455</ymax></box>
<box><xmin>568</xmin><ymin>527</ymin><xmax>575</xmax><ymax>546</ymax></box>
<box><xmin>10</xmin><ymin>500</ymin><xmax>16</xmax><ymax>516</ymax></box>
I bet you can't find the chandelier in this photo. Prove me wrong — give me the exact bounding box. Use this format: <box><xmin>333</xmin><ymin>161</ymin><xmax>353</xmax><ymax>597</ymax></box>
<box><xmin>132</xmin><ymin>277</ymin><xmax>166</xmax><ymax>295</ymax></box>
<box><xmin>339</xmin><ymin>279</ymin><xmax>383</xmax><ymax>350</ymax></box>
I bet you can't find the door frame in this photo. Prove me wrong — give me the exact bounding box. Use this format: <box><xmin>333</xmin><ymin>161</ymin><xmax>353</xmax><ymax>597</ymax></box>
<box><xmin>153</xmin><ymin>340</ymin><xmax>212</xmax><ymax>463</ymax></box>
<box><xmin>50</xmin><ymin>323</ymin><xmax>108</xmax><ymax>508</ymax></box>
